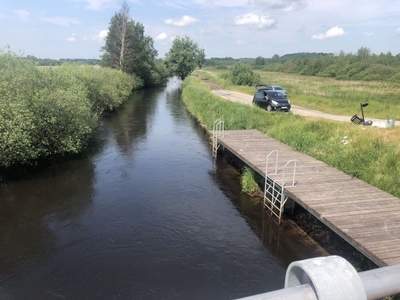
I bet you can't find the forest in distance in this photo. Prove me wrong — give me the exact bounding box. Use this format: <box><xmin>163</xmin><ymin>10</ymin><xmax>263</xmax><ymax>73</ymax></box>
<box><xmin>25</xmin><ymin>46</ymin><xmax>400</xmax><ymax>83</ymax></box>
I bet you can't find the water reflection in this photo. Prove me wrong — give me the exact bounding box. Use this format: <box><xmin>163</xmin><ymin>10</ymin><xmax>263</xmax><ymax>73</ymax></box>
<box><xmin>0</xmin><ymin>77</ymin><xmax>326</xmax><ymax>299</ymax></box>
<box><xmin>110</xmin><ymin>88</ymin><xmax>162</xmax><ymax>156</ymax></box>
<box><xmin>0</xmin><ymin>158</ymin><xmax>95</xmax><ymax>280</ymax></box>
<box><xmin>211</xmin><ymin>157</ymin><xmax>328</xmax><ymax>269</ymax></box>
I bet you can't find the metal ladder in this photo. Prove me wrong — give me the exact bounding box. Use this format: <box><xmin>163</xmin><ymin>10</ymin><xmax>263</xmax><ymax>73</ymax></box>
<box><xmin>212</xmin><ymin>119</ymin><xmax>224</xmax><ymax>158</ymax></box>
<box><xmin>263</xmin><ymin>150</ymin><xmax>297</xmax><ymax>224</ymax></box>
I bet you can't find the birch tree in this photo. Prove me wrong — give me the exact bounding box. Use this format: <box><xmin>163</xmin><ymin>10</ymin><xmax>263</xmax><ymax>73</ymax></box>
<box><xmin>102</xmin><ymin>2</ymin><xmax>133</xmax><ymax>72</ymax></box>
<box><xmin>101</xmin><ymin>1</ymin><xmax>167</xmax><ymax>86</ymax></box>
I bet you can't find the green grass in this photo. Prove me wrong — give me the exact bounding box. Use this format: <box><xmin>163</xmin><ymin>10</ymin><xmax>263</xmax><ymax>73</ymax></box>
<box><xmin>241</xmin><ymin>167</ymin><xmax>259</xmax><ymax>195</ymax></box>
<box><xmin>199</xmin><ymin>69</ymin><xmax>400</xmax><ymax>119</ymax></box>
<box><xmin>182</xmin><ymin>74</ymin><xmax>400</xmax><ymax>198</ymax></box>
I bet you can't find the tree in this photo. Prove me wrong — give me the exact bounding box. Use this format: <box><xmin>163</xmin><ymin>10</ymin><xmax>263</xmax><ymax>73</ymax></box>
<box><xmin>228</xmin><ymin>62</ymin><xmax>260</xmax><ymax>86</ymax></box>
<box><xmin>357</xmin><ymin>47</ymin><xmax>371</xmax><ymax>61</ymax></box>
<box><xmin>102</xmin><ymin>2</ymin><xmax>133</xmax><ymax>72</ymax></box>
<box><xmin>255</xmin><ymin>56</ymin><xmax>265</xmax><ymax>66</ymax></box>
<box><xmin>164</xmin><ymin>36</ymin><xmax>205</xmax><ymax>81</ymax></box>
<box><xmin>101</xmin><ymin>2</ymin><xmax>166</xmax><ymax>86</ymax></box>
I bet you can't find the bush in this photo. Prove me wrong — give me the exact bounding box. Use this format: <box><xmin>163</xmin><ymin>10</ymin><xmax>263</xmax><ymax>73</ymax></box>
<box><xmin>58</xmin><ymin>64</ymin><xmax>140</xmax><ymax>117</ymax></box>
<box><xmin>0</xmin><ymin>49</ymin><xmax>139</xmax><ymax>168</ymax></box>
<box><xmin>241</xmin><ymin>167</ymin><xmax>259</xmax><ymax>195</ymax></box>
<box><xmin>228</xmin><ymin>62</ymin><xmax>260</xmax><ymax>86</ymax></box>
<box><xmin>318</xmin><ymin>64</ymin><xmax>340</xmax><ymax>77</ymax></box>
<box><xmin>357</xmin><ymin>64</ymin><xmax>397</xmax><ymax>81</ymax></box>
<box><xmin>390</xmin><ymin>72</ymin><xmax>400</xmax><ymax>83</ymax></box>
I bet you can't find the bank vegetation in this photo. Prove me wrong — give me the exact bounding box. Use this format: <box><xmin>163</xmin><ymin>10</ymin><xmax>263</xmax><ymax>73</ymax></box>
<box><xmin>0</xmin><ymin>50</ymin><xmax>140</xmax><ymax>169</ymax></box>
<box><xmin>181</xmin><ymin>73</ymin><xmax>400</xmax><ymax>198</ymax></box>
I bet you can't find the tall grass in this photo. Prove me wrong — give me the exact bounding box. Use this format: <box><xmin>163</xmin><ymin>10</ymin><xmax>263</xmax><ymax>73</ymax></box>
<box><xmin>200</xmin><ymin>69</ymin><xmax>400</xmax><ymax>119</ymax></box>
<box><xmin>241</xmin><ymin>167</ymin><xmax>259</xmax><ymax>195</ymax></box>
<box><xmin>182</xmin><ymin>75</ymin><xmax>400</xmax><ymax>197</ymax></box>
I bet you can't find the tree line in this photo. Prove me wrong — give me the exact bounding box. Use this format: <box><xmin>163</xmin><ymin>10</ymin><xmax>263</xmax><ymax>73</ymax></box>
<box><xmin>25</xmin><ymin>55</ymin><xmax>100</xmax><ymax>66</ymax></box>
<box><xmin>205</xmin><ymin>48</ymin><xmax>400</xmax><ymax>82</ymax></box>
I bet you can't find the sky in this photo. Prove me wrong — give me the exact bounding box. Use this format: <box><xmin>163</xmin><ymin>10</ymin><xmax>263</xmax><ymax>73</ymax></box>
<box><xmin>0</xmin><ymin>0</ymin><xmax>399</xmax><ymax>60</ymax></box>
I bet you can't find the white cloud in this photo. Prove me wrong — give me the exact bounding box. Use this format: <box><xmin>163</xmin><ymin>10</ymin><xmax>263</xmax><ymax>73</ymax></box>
<box><xmin>13</xmin><ymin>10</ymin><xmax>30</xmax><ymax>22</ymax></box>
<box><xmin>311</xmin><ymin>26</ymin><xmax>345</xmax><ymax>40</ymax></box>
<box><xmin>82</xmin><ymin>30</ymin><xmax>108</xmax><ymax>42</ymax></box>
<box><xmin>43</xmin><ymin>17</ymin><xmax>81</xmax><ymax>27</ymax></box>
<box><xmin>165</xmin><ymin>15</ymin><xmax>199</xmax><ymax>27</ymax></box>
<box><xmin>67</xmin><ymin>37</ymin><xmax>76</xmax><ymax>42</ymax></box>
<box><xmin>84</xmin><ymin>0</ymin><xmax>116</xmax><ymax>10</ymax></box>
<box><xmin>90</xmin><ymin>30</ymin><xmax>108</xmax><ymax>42</ymax></box>
<box><xmin>155</xmin><ymin>32</ymin><xmax>168</xmax><ymax>41</ymax></box>
<box><xmin>364</xmin><ymin>32</ymin><xmax>373</xmax><ymax>36</ymax></box>
<box><xmin>97</xmin><ymin>29</ymin><xmax>108</xmax><ymax>40</ymax></box>
<box><xmin>235</xmin><ymin>13</ymin><xmax>276</xmax><ymax>29</ymax></box>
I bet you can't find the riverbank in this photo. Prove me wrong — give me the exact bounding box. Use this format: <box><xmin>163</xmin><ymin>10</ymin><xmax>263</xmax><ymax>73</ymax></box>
<box><xmin>180</xmin><ymin>74</ymin><xmax>400</xmax><ymax>272</ymax></box>
<box><xmin>0</xmin><ymin>51</ymin><xmax>141</xmax><ymax>170</ymax></box>
<box><xmin>182</xmin><ymin>74</ymin><xmax>400</xmax><ymax>198</ymax></box>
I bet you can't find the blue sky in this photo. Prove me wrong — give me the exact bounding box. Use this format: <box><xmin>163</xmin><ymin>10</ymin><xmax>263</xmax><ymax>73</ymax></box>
<box><xmin>1</xmin><ymin>0</ymin><xmax>399</xmax><ymax>59</ymax></box>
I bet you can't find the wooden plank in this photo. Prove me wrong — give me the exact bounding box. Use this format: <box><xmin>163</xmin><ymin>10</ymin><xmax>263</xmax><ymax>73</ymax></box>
<box><xmin>217</xmin><ymin>129</ymin><xmax>400</xmax><ymax>266</ymax></box>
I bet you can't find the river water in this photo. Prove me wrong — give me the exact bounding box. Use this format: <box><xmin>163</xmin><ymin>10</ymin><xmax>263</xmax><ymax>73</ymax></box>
<box><xmin>0</xmin><ymin>78</ymin><xmax>327</xmax><ymax>299</ymax></box>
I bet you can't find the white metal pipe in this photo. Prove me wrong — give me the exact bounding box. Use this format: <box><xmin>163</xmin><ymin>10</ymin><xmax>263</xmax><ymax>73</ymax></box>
<box><xmin>235</xmin><ymin>257</ymin><xmax>400</xmax><ymax>300</ymax></box>
<box><xmin>236</xmin><ymin>284</ymin><xmax>317</xmax><ymax>300</ymax></box>
<box><xmin>359</xmin><ymin>264</ymin><xmax>400</xmax><ymax>300</ymax></box>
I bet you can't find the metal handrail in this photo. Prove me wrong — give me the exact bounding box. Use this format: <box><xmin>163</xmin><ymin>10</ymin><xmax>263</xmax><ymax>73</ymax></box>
<box><xmin>236</xmin><ymin>256</ymin><xmax>400</xmax><ymax>300</ymax></box>
<box><xmin>212</xmin><ymin>119</ymin><xmax>224</xmax><ymax>138</ymax></box>
<box><xmin>212</xmin><ymin>119</ymin><xmax>224</xmax><ymax>158</ymax></box>
<box><xmin>282</xmin><ymin>159</ymin><xmax>297</xmax><ymax>187</ymax></box>
<box><xmin>265</xmin><ymin>150</ymin><xmax>279</xmax><ymax>176</ymax></box>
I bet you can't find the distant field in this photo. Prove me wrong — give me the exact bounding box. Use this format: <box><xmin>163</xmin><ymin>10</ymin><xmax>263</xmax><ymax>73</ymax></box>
<box><xmin>201</xmin><ymin>69</ymin><xmax>400</xmax><ymax>120</ymax></box>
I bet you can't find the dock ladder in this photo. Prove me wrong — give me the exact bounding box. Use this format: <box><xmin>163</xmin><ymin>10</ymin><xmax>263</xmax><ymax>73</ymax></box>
<box><xmin>263</xmin><ymin>150</ymin><xmax>297</xmax><ymax>224</ymax></box>
<box><xmin>212</xmin><ymin>119</ymin><xmax>224</xmax><ymax>158</ymax></box>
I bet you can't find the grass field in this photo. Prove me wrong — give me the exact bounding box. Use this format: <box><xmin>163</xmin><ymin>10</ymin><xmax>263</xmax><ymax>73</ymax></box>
<box><xmin>182</xmin><ymin>73</ymin><xmax>400</xmax><ymax>198</ymax></box>
<box><xmin>200</xmin><ymin>69</ymin><xmax>400</xmax><ymax>120</ymax></box>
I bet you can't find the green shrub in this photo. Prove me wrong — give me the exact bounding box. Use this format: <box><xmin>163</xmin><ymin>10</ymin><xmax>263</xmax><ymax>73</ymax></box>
<box><xmin>358</xmin><ymin>64</ymin><xmax>397</xmax><ymax>81</ymax></box>
<box><xmin>228</xmin><ymin>62</ymin><xmax>261</xmax><ymax>86</ymax></box>
<box><xmin>241</xmin><ymin>167</ymin><xmax>259</xmax><ymax>195</ymax></box>
<box><xmin>0</xmin><ymin>49</ymin><xmax>139</xmax><ymax>168</ymax></box>
<box><xmin>390</xmin><ymin>72</ymin><xmax>400</xmax><ymax>83</ymax></box>
<box><xmin>318</xmin><ymin>64</ymin><xmax>340</xmax><ymax>77</ymax></box>
<box><xmin>58</xmin><ymin>64</ymin><xmax>140</xmax><ymax>117</ymax></box>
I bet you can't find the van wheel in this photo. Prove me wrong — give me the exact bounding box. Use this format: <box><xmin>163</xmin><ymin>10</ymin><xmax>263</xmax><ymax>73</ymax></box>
<box><xmin>267</xmin><ymin>105</ymin><xmax>273</xmax><ymax>112</ymax></box>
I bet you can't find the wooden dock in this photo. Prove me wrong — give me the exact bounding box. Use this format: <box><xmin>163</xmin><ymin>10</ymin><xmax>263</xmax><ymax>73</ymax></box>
<box><xmin>216</xmin><ymin>129</ymin><xmax>400</xmax><ymax>267</ymax></box>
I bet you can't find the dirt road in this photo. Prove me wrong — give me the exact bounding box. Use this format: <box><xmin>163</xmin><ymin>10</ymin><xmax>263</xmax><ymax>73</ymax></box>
<box><xmin>211</xmin><ymin>89</ymin><xmax>396</xmax><ymax>127</ymax></box>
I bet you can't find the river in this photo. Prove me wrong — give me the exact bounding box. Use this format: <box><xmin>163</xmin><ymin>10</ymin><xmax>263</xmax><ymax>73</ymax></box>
<box><xmin>0</xmin><ymin>78</ymin><xmax>327</xmax><ymax>299</ymax></box>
